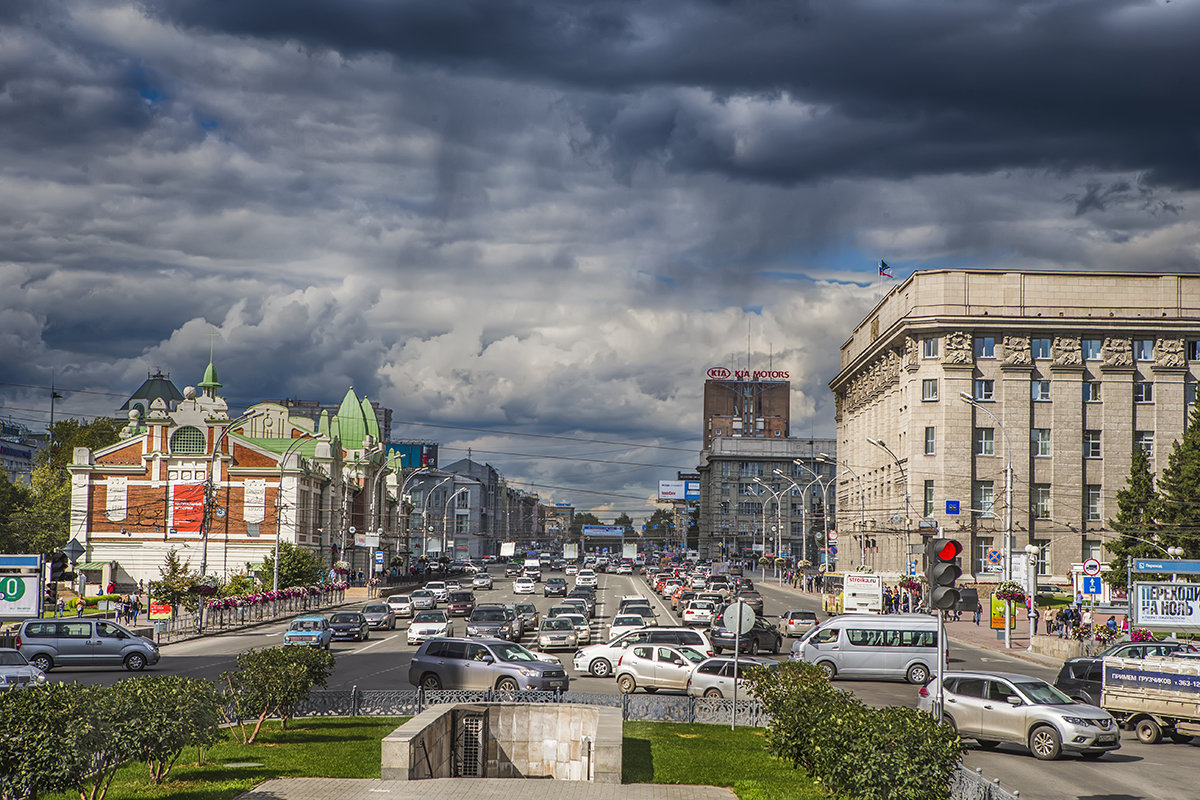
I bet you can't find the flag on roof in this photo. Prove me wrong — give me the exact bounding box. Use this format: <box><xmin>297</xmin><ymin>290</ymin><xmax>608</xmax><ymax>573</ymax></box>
<box><xmin>878</xmin><ymin>260</ymin><xmax>893</xmax><ymax>278</ymax></box>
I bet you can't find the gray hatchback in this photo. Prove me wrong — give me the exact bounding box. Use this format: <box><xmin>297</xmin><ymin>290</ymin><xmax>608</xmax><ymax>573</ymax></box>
<box><xmin>408</xmin><ymin>637</ymin><xmax>569</xmax><ymax>692</ymax></box>
<box><xmin>16</xmin><ymin>619</ymin><xmax>160</xmax><ymax>672</ymax></box>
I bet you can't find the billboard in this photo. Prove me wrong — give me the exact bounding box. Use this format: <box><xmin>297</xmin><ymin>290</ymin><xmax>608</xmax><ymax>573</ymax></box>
<box><xmin>0</xmin><ymin>575</ymin><xmax>38</xmax><ymax>618</ymax></box>
<box><xmin>581</xmin><ymin>525</ymin><xmax>624</xmax><ymax>537</ymax></box>
<box><xmin>564</xmin><ymin>543</ymin><xmax>579</xmax><ymax>559</ymax></box>
<box><xmin>385</xmin><ymin>442</ymin><xmax>438</xmax><ymax>470</ymax></box>
<box><xmin>659</xmin><ymin>481</ymin><xmax>701</xmax><ymax>501</ymax></box>
<box><xmin>1133</xmin><ymin>582</ymin><xmax>1200</xmax><ymax>628</ymax></box>
<box><xmin>622</xmin><ymin>543</ymin><xmax>638</xmax><ymax>559</ymax></box>
<box><xmin>500</xmin><ymin>542</ymin><xmax>516</xmax><ymax>557</ymax></box>
<box><xmin>170</xmin><ymin>483</ymin><xmax>205</xmax><ymax>533</ymax></box>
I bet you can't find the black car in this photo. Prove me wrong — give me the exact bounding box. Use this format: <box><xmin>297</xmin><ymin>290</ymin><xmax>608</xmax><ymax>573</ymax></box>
<box><xmin>1054</xmin><ymin>640</ymin><xmax>1198</xmax><ymax>705</ymax></box>
<box><xmin>543</xmin><ymin>578</ymin><xmax>568</xmax><ymax>597</ymax></box>
<box><xmin>466</xmin><ymin>605</ymin><xmax>520</xmax><ymax>641</ymax></box>
<box><xmin>505</xmin><ymin>563</ymin><xmax>523</xmax><ymax>577</ymax></box>
<box><xmin>567</xmin><ymin>588</ymin><xmax>596</xmax><ymax>616</ymax></box>
<box><xmin>734</xmin><ymin>591</ymin><xmax>764</xmax><ymax>616</ymax></box>
<box><xmin>710</xmin><ymin>617</ymin><xmax>782</xmax><ymax>656</ymax></box>
<box><xmin>328</xmin><ymin>612</ymin><xmax>370</xmax><ymax>642</ymax></box>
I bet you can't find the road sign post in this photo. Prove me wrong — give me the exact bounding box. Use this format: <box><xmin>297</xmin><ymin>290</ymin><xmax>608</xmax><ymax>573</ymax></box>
<box><xmin>727</xmin><ymin>601</ymin><xmax>755</xmax><ymax>731</ymax></box>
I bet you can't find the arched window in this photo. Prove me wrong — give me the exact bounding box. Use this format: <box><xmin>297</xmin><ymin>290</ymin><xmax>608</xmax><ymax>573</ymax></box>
<box><xmin>170</xmin><ymin>426</ymin><xmax>207</xmax><ymax>454</ymax></box>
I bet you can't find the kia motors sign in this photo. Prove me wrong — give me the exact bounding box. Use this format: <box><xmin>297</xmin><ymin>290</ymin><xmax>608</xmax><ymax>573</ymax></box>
<box><xmin>706</xmin><ymin>366</ymin><xmax>790</xmax><ymax>381</ymax></box>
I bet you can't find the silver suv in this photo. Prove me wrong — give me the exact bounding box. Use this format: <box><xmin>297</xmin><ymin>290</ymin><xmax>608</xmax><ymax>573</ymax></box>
<box><xmin>407</xmin><ymin>637</ymin><xmax>569</xmax><ymax>692</ymax></box>
<box><xmin>918</xmin><ymin>670</ymin><xmax>1120</xmax><ymax>760</ymax></box>
<box><xmin>615</xmin><ymin>644</ymin><xmax>707</xmax><ymax>694</ymax></box>
<box><xmin>16</xmin><ymin>619</ymin><xmax>160</xmax><ymax>672</ymax></box>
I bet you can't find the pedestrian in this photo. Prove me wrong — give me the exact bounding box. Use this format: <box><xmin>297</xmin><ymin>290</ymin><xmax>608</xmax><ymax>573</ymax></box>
<box><xmin>131</xmin><ymin>594</ymin><xmax>141</xmax><ymax>625</ymax></box>
<box><xmin>75</xmin><ymin>597</ymin><xmax>85</xmax><ymax>617</ymax></box>
<box><xmin>1032</xmin><ymin>606</ymin><xmax>1041</xmax><ymax>635</ymax></box>
<box><xmin>106</xmin><ymin>581</ymin><xmax>115</xmax><ymax>595</ymax></box>
<box><xmin>1106</xmin><ymin>615</ymin><xmax>1118</xmax><ymax>633</ymax></box>
<box><xmin>55</xmin><ymin>597</ymin><xmax>65</xmax><ymax>618</ymax></box>
<box><xmin>973</xmin><ymin>601</ymin><xmax>982</xmax><ymax>625</ymax></box>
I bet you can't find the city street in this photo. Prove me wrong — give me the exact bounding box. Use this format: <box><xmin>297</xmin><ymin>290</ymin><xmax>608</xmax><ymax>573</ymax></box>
<box><xmin>45</xmin><ymin>566</ymin><xmax>1200</xmax><ymax>800</ymax></box>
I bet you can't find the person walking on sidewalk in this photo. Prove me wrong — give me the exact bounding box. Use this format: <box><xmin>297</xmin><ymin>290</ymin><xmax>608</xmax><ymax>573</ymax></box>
<box><xmin>973</xmin><ymin>601</ymin><xmax>982</xmax><ymax>625</ymax></box>
<box><xmin>1032</xmin><ymin>606</ymin><xmax>1041</xmax><ymax>635</ymax></box>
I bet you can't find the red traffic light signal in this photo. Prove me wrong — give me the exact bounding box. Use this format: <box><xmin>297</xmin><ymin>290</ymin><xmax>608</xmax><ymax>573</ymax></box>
<box><xmin>926</xmin><ymin>538</ymin><xmax>963</xmax><ymax>610</ymax></box>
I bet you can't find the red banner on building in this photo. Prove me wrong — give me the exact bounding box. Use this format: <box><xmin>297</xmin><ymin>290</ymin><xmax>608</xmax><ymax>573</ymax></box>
<box><xmin>171</xmin><ymin>483</ymin><xmax>205</xmax><ymax>533</ymax></box>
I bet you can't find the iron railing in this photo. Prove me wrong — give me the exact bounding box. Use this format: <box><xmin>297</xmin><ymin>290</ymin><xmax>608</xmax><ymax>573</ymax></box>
<box><xmin>949</xmin><ymin>765</ymin><xmax>1022</xmax><ymax>800</ymax></box>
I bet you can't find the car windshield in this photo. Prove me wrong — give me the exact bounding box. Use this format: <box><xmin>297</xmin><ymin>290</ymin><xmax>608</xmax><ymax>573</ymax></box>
<box><xmin>0</xmin><ymin>651</ymin><xmax>28</xmax><ymax>666</ymax></box>
<box><xmin>676</xmin><ymin>646</ymin><xmax>706</xmax><ymax>663</ymax></box>
<box><xmin>330</xmin><ymin>613</ymin><xmax>360</xmax><ymax>624</ymax></box>
<box><xmin>542</xmin><ymin>619</ymin><xmax>572</xmax><ymax>631</ymax></box>
<box><xmin>414</xmin><ymin>611</ymin><xmax>447</xmax><ymax>624</ymax></box>
<box><xmin>515</xmin><ymin>603</ymin><xmax>536</xmax><ymax>614</ymax></box>
<box><xmin>426</xmin><ymin>583</ymin><xmax>445</xmax><ymax>589</ymax></box>
<box><xmin>471</xmin><ymin>609</ymin><xmax>506</xmax><ymax>622</ymax></box>
<box><xmin>493</xmin><ymin>643</ymin><xmax>540</xmax><ymax>662</ymax></box>
<box><xmin>560</xmin><ymin>614</ymin><xmax>586</xmax><ymax>625</ymax></box>
<box><xmin>1015</xmin><ymin>680</ymin><xmax>1075</xmax><ymax>705</ymax></box>
<box><xmin>388</xmin><ymin>595</ymin><xmax>411</xmax><ymax>603</ymax></box>
<box><xmin>613</xmin><ymin>616</ymin><xmax>644</xmax><ymax>626</ymax></box>
<box><xmin>626</xmin><ymin>606</ymin><xmax>653</xmax><ymax>617</ymax></box>
<box><xmin>411</xmin><ymin>590</ymin><xmax>432</xmax><ymax>598</ymax></box>
<box><xmin>449</xmin><ymin>592</ymin><xmax>474</xmax><ymax>602</ymax></box>
<box><xmin>290</xmin><ymin>619</ymin><xmax>322</xmax><ymax>631</ymax></box>
<box><xmin>363</xmin><ymin>605</ymin><xmax>388</xmax><ymax>614</ymax></box>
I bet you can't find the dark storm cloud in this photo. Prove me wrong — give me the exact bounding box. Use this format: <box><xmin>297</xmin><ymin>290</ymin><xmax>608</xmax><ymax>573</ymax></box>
<box><xmin>149</xmin><ymin>0</ymin><xmax>1200</xmax><ymax>187</ymax></box>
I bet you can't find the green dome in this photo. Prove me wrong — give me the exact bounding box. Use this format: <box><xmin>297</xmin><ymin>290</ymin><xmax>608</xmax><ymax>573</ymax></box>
<box><xmin>199</xmin><ymin>360</ymin><xmax>221</xmax><ymax>391</ymax></box>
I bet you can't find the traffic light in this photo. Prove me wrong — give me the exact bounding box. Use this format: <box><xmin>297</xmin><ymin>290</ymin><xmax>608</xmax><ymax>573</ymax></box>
<box><xmin>49</xmin><ymin>550</ymin><xmax>69</xmax><ymax>582</ymax></box>
<box><xmin>926</xmin><ymin>538</ymin><xmax>962</xmax><ymax>610</ymax></box>
<box><xmin>45</xmin><ymin>583</ymin><xmax>56</xmax><ymax>605</ymax></box>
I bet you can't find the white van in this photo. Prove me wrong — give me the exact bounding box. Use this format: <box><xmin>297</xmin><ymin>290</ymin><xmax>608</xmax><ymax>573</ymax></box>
<box><xmin>790</xmin><ymin>613</ymin><xmax>942</xmax><ymax>685</ymax></box>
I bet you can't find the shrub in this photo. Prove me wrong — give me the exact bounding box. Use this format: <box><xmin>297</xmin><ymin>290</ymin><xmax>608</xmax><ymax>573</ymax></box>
<box><xmin>118</xmin><ymin>675</ymin><xmax>224</xmax><ymax>782</ymax></box>
<box><xmin>220</xmin><ymin>646</ymin><xmax>336</xmax><ymax>743</ymax></box>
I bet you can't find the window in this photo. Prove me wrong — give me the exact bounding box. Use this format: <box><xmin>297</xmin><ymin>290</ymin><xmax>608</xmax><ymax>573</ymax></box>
<box><xmin>1083</xmin><ymin>381</ymin><xmax>1101</xmax><ymax>402</ymax></box>
<box><xmin>974</xmin><ymin>336</ymin><xmax>996</xmax><ymax>359</ymax></box>
<box><xmin>974</xmin><ymin>379</ymin><xmax>994</xmax><ymax>401</ymax></box>
<box><xmin>974</xmin><ymin>427</ymin><xmax>995</xmax><ymax>456</ymax></box>
<box><xmin>1083</xmin><ymin>537</ymin><xmax>1102</xmax><ymax>559</ymax></box>
<box><xmin>1033</xmin><ymin>485</ymin><xmax>1050</xmax><ymax>519</ymax></box>
<box><xmin>1084</xmin><ymin>484</ymin><xmax>1099</xmax><ymax>522</ymax></box>
<box><xmin>922</xmin><ymin>379</ymin><xmax>939</xmax><ymax>401</ymax></box>
<box><xmin>1084</xmin><ymin>430</ymin><xmax>1102</xmax><ymax>459</ymax></box>
<box><xmin>1032</xmin><ymin>428</ymin><xmax>1051</xmax><ymax>457</ymax></box>
<box><xmin>169</xmin><ymin>426</ymin><xmax>207</xmax><ymax>454</ymax></box>
<box><xmin>1189</xmin><ymin>382</ymin><xmax>1198</xmax><ymax>407</ymax></box>
<box><xmin>1134</xmin><ymin>339</ymin><xmax>1154</xmax><ymax>361</ymax></box>
<box><xmin>1032</xmin><ymin>338</ymin><xmax>1052</xmax><ymax>359</ymax></box>
<box><xmin>1190</xmin><ymin>341</ymin><xmax>1200</xmax><ymax>361</ymax></box>
<box><xmin>924</xmin><ymin>481</ymin><xmax>935</xmax><ymax>517</ymax></box>
<box><xmin>922</xmin><ymin>337</ymin><xmax>939</xmax><ymax>358</ymax></box>
<box><xmin>1033</xmin><ymin>539</ymin><xmax>1050</xmax><ymax>576</ymax></box>
<box><xmin>924</xmin><ymin>427</ymin><xmax>936</xmax><ymax>455</ymax></box>
<box><xmin>973</xmin><ymin>481</ymin><xmax>995</xmax><ymax>519</ymax></box>
<box><xmin>975</xmin><ymin>536</ymin><xmax>995</xmax><ymax>573</ymax></box>
<box><xmin>1082</xmin><ymin>339</ymin><xmax>1102</xmax><ymax>360</ymax></box>
<box><xmin>1031</xmin><ymin>379</ymin><xmax>1050</xmax><ymax>401</ymax></box>
<box><xmin>1136</xmin><ymin>431</ymin><xmax>1154</xmax><ymax>457</ymax></box>
<box><xmin>1134</xmin><ymin>381</ymin><xmax>1154</xmax><ymax>403</ymax></box>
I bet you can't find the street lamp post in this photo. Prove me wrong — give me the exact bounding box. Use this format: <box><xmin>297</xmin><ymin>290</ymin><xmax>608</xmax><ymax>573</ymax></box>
<box><xmin>1025</xmin><ymin>544</ymin><xmax>1039</xmax><ymax>651</ymax></box>
<box><xmin>867</xmin><ymin>438</ymin><xmax>914</xmax><ymax>605</ymax></box>
<box><xmin>960</xmin><ymin>392</ymin><xmax>1014</xmax><ymax>649</ymax></box>
<box><xmin>753</xmin><ymin>478</ymin><xmax>786</xmax><ymax>583</ymax></box>
<box><xmin>819</xmin><ymin>457</ymin><xmax>867</xmax><ymax>568</ymax></box>
<box><xmin>421</xmin><ymin>475</ymin><xmax>455</xmax><ymax>561</ymax></box>
<box><xmin>443</xmin><ymin>487</ymin><xmax>470</xmax><ymax>558</ymax></box>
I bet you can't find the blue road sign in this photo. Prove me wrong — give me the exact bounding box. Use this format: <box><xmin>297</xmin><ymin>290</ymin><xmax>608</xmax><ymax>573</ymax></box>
<box><xmin>945</xmin><ymin>501</ymin><xmax>960</xmax><ymax>515</ymax></box>
<box><xmin>1082</xmin><ymin>576</ymin><xmax>1102</xmax><ymax>595</ymax></box>
<box><xmin>375</xmin><ymin>551</ymin><xmax>384</xmax><ymax>563</ymax></box>
<box><xmin>829</xmin><ymin>545</ymin><xmax>838</xmax><ymax>556</ymax></box>
<box><xmin>1133</xmin><ymin>559</ymin><xmax>1200</xmax><ymax>575</ymax></box>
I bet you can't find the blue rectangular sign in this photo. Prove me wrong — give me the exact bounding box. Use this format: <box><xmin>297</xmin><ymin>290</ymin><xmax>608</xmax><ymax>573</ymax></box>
<box><xmin>945</xmin><ymin>501</ymin><xmax>960</xmax><ymax>515</ymax></box>
<box><xmin>1104</xmin><ymin>663</ymin><xmax>1200</xmax><ymax>695</ymax></box>
<box><xmin>581</xmin><ymin>525</ymin><xmax>625</xmax><ymax>537</ymax></box>
<box><xmin>684</xmin><ymin>481</ymin><xmax>701</xmax><ymax>501</ymax></box>
<box><xmin>0</xmin><ymin>556</ymin><xmax>41</xmax><ymax>569</ymax></box>
<box><xmin>1133</xmin><ymin>559</ymin><xmax>1200</xmax><ymax>575</ymax></box>
<box><xmin>1082</xmin><ymin>576</ymin><xmax>1102</xmax><ymax>594</ymax></box>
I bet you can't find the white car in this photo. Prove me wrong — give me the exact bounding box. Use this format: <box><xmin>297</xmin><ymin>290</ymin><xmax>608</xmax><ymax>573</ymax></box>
<box><xmin>608</xmin><ymin>615</ymin><xmax>649</xmax><ymax>642</ymax></box>
<box><xmin>575</xmin><ymin>569</ymin><xmax>598</xmax><ymax>588</ymax></box>
<box><xmin>573</xmin><ymin>627</ymin><xmax>714</xmax><ymax>678</ymax></box>
<box><xmin>615</xmin><ymin>644</ymin><xmax>706</xmax><ymax>694</ymax></box>
<box><xmin>406</xmin><ymin>610</ymin><xmax>453</xmax><ymax>645</ymax></box>
<box><xmin>425</xmin><ymin>581</ymin><xmax>449</xmax><ymax>602</ymax></box>
<box><xmin>410</xmin><ymin>589</ymin><xmax>436</xmax><ymax>610</ymax></box>
<box><xmin>682</xmin><ymin>600</ymin><xmax>715</xmax><ymax>627</ymax></box>
<box><xmin>513</xmin><ymin>577</ymin><xmax>536</xmax><ymax>594</ymax></box>
<box><xmin>472</xmin><ymin>572</ymin><xmax>493</xmax><ymax>590</ymax></box>
<box><xmin>385</xmin><ymin>594</ymin><xmax>414</xmax><ymax>617</ymax></box>
<box><xmin>615</xmin><ymin>562</ymin><xmax>634</xmax><ymax>575</ymax></box>
<box><xmin>686</xmin><ymin>656</ymin><xmax>776</xmax><ymax>699</ymax></box>
<box><xmin>557</xmin><ymin>612</ymin><xmax>592</xmax><ymax>645</ymax></box>
<box><xmin>565</xmin><ymin>563</ymin><xmax>579</xmax><ymax>575</ymax></box>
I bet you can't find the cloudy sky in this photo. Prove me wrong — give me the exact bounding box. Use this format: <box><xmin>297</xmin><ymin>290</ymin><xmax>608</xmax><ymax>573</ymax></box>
<box><xmin>3</xmin><ymin>0</ymin><xmax>1198</xmax><ymax>521</ymax></box>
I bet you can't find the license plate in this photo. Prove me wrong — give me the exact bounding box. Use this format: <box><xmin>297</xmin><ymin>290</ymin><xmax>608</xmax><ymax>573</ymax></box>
<box><xmin>550</xmin><ymin>680</ymin><xmax>567</xmax><ymax>689</ymax></box>
<box><xmin>1098</xmin><ymin>736</ymin><xmax>1116</xmax><ymax>744</ymax></box>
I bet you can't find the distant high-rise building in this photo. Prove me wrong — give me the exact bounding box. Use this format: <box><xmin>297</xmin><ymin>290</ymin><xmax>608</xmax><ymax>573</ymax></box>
<box><xmin>702</xmin><ymin>372</ymin><xmax>791</xmax><ymax>449</ymax></box>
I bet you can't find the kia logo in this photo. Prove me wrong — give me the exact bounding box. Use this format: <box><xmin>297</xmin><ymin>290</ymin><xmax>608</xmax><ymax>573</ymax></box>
<box><xmin>707</xmin><ymin>366</ymin><xmax>731</xmax><ymax>379</ymax></box>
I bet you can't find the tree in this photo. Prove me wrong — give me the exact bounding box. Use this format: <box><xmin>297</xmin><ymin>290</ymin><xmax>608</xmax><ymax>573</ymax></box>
<box><xmin>1107</xmin><ymin>445</ymin><xmax>1160</xmax><ymax>590</ymax></box>
<box><xmin>569</xmin><ymin>512</ymin><xmax>601</xmax><ymax>537</ymax></box>
<box><xmin>614</xmin><ymin>513</ymin><xmax>634</xmax><ymax>536</ymax></box>
<box><xmin>644</xmin><ymin>509</ymin><xmax>675</xmax><ymax>545</ymax></box>
<box><xmin>1157</xmin><ymin>399</ymin><xmax>1200</xmax><ymax>558</ymax></box>
<box><xmin>220</xmin><ymin>646</ymin><xmax>336</xmax><ymax>743</ymax></box>
<box><xmin>259</xmin><ymin>542</ymin><xmax>324</xmax><ymax>589</ymax></box>
<box><xmin>149</xmin><ymin>548</ymin><xmax>198</xmax><ymax>616</ymax></box>
<box><xmin>39</xmin><ymin>417</ymin><xmax>123</xmax><ymax>470</ymax></box>
<box><xmin>0</xmin><ymin>473</ymin><xmax>34</xmax><ymax>554</ymax></box>
<box><xmin>120</xmin><ymin>676</ymin><xmax>223</xmax><ymax>783</ymax></box>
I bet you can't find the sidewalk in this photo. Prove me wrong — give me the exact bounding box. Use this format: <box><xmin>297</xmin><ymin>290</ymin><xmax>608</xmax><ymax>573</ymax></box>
<box><xmin>236</xmin><ymin>777</ymin><xmax>735</xmax><ymax>800</ymax></box>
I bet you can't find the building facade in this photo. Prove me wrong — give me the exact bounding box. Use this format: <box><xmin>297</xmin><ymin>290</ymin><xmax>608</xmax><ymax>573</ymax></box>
<box><xmin>702</xmin><ymin>377</ymin><xmax>791</xmax><ymax>449</ymax></box>
<box><xmin>696</xmin><ymin>437</ymin><xmax>837</xmax><ymax>564</ymax></box>
<box><xmin>830</xmin><ymin>269</ymin><xmax>1200</xmax><ymax>582</ymax></box>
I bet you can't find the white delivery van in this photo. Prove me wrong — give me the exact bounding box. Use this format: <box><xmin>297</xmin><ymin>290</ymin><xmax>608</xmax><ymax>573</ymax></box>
<box><xmin>791</xmin><ymin>613</ymin><xmax>942</xmax><ymax>685</ymax></box>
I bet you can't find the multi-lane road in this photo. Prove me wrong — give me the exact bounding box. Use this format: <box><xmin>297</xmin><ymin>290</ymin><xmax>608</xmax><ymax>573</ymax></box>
<box><xmin>46</xmin><ymin>566</ymin><xmax>1197</xmax><ymax>799</ymax></box>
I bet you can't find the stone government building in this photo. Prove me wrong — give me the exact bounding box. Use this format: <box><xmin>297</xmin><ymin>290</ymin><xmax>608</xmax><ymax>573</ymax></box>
<box><xmin>830</xmin><ymin>270</ymin><xmax>1200</xmax><ymax>584</ymax></box>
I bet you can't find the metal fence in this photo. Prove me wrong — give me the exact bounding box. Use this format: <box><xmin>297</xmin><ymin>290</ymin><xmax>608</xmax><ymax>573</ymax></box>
<box><xmin>146</xmin><ymin>589</ymin><xmax>351</xmax><ymax>644</ymax></box>
<box><xmin>949</xmin><ymin>766</ymin><xmax>1022</xmax><ymax>800</ymax></box>
<box><xmin>287</xmin><ymin>687</ymin><xmax>771</xmax><ymax>726</ymax></box>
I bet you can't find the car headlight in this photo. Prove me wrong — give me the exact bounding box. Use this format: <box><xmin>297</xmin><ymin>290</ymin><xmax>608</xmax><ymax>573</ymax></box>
<box><xmin>517</xmin><ymin>667</ymin><xmax>540</xmax><ymax>677</ymax></box>
<box><xmin>1064</xmin><ymin>717</ymin><xmax>1098</xmax><ymax>727</ymax></box>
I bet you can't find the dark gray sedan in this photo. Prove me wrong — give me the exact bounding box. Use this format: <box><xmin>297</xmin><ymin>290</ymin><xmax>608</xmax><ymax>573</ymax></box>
<box><xmin>329</xmin><ymin>612</ymin><xmax>370</xmax><ymax>641</ymax></box>
<box><xmin>361</xmin><ymin>603</ymin><xmax>396</xmax><ymax>631</ymax></box>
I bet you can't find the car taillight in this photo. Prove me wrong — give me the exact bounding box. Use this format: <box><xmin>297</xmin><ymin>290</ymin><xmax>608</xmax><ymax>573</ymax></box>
<box><xmin>918</xmin><ymin>686</ymin><xmax>929</xmax><ymax>698</ymax></box>
<box><xmin>14</xmin><ymin>636</ymin><xmax>20</xmax><ymax>649</ymax></box>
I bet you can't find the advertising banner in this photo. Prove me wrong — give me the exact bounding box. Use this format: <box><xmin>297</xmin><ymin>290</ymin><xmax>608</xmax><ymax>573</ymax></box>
<box><xmin>684</xmin><ymin>481</ymin><xmax>700</xmax><ymax>500</ymax></box>
<box><xmin>990</xmin><ymin>595</ymin><xmax>1017</xmax><ymax>629</ymax></box>
<box><xmin>500</xmin><ymin>542</ymin><xmax>516</xmax><ymax>557</ymax></box>
<box><xmin>0</xmin><ymin>574</ymin><xmax>38</xmax><ymax>618</ymax></box>
<box><xmin>623</xmin><ymin>543</ymin><xmax>638</xmax><ymax>559</ymax></box>
<box><xmin>658</xmin><ymin>481</ymin><xmax>686</xmax><ymax>500</ymax></box>
<box><xmin>1133</xmin><ymin>582</ymin><xmax>1200</xmax><ymax>628</ymax></box>
<box><xmin>564</xmin><ymin>543</ymin><xmax>579</xmax><ymax>559</ymax></box>
<box><xmin>581</xmin><ymin>525</ymin><xmax>624</xmax><ymax>537</ymax></box>
<box><xmin>1104</xmin><ymin>663</ymin><xmax>1200</xmax><ymax>695</ymax></box>
<box><xmin>170</xmin><ymin>483</ymin><xmax>205</xmax><ymax>533</ymax></box>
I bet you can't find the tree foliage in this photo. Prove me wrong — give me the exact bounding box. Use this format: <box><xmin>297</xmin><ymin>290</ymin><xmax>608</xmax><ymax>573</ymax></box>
<box><xmin>149</xmin><ymin>548</ymin><xmax>199</xmax><ymax>615</ymax></box>
<box><xmin>120</xmin><ymin>676</ymin><xmax>224</xmax><ymax>783</ymax></box>
<box><xmin>569</xmin><ymin>512</ymin><xmax>601</xmax><ymax>537</ymax></box>
<box><xmin>220</xmin><ymin>646</ymin><xmax>336</xmax><ymax>744</ymax></box>
<box><xmin>39</xmin><ymin>417</ymin><xmax>123</xmax><ymax>470</ymax></box>
<box><xmin>259</xmin><ymin>541</ymin><xmax>325</xmax><ymax>589</ymax></box>
<box><xmin>1107</xmin><ymin>445</ymin><xmax>1160</xmax><ymax>589</ymax></box>
<box><xmin>1156</xmin><ymin>400</ymin><xmax>1200</xmax><ymax>558</ymax></box>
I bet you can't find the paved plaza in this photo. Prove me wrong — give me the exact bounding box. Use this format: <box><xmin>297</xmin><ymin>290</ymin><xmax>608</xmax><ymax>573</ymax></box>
<box><xmin>236</xmin><ymin>777</ymin><xmax>735</xmax><ymax>800</ymax></box>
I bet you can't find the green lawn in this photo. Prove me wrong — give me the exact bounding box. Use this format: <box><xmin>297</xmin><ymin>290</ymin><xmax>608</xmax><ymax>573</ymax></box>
<box><xmin>623</xmin><ymin>721</ymin><xmax>828</xmax><ymax>800</ymax></box>
<box><xmin>39</xmin><ymin>717</ymin><xmax>828</xmax><ymax>800</ymax></box>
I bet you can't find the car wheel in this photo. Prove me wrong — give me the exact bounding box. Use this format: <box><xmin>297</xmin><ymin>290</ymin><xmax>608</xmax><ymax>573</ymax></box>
<box><xmin>703</xmin><ymin>687</ymin><xmax>723</xmax><ymax>699</ymax></box>
<box><xmin>748</xmin><ymin>640</ymin><xmax>759</xmax><ymax>656</ymax></box>
<box><xmin>1135</xmin><ymin>717</ymin><xmax>1163</xmax><ymax>745</ymax></box>
<box><xmin>420</xmin><ymin>673</ymin><xmax>443</xmax><ymax>690</ymax></box>
<box><xmin>496</xmin><ymin>677</ymin><xmax>520</xmax><ymax>693</ymax></box>
<box><xmin>30</xmin><ymin>654</ymin><xmax>53</xmax><ymax>673</ymax></box>
<box><xmin>124</xmin><ymin>652</ymin><xmax>147</xmax><ymax>672</ymax></box>
<box><xmin>617</xmin><ymin>674</ymin><xmax>636</xmax><ymax>694</ymax></box>
<box><xmin>590</xmin><ymin>658</ymin><xmax>612</xmax><ymax>678</ymax></box>
<box><xmin>906</xmin><ymin>663</ymin><xmax>930</xmax><ymax>685</ymax></box>
<box><xmin>817</xmin><ymin>661</ymin><xmax>836</xmax><ymax>680</ymax></box>
<box><xmin>974</xmin><ymin>739</ymin><xmax>1000</xmax><ymax>749</ymax></box>
<box><xmin>772</xmin><ymin>637</ymin><xmax>781</xmax><ymax>654</ymax></box>
<box><xmin>1029</xmin><ymin>724</ymin><xmax>1062</xmax><ymax>760</ymax></box>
